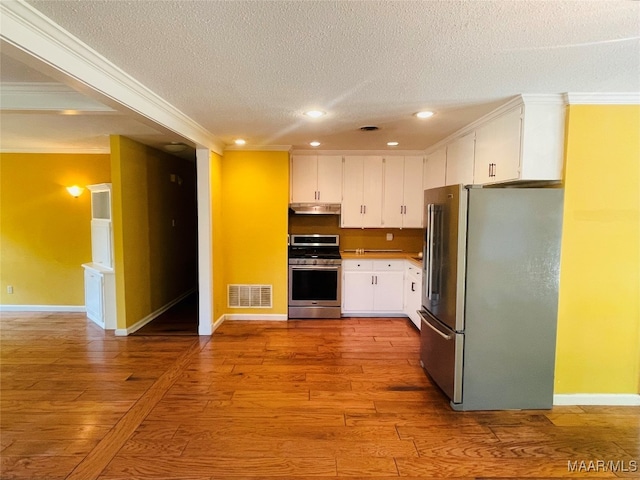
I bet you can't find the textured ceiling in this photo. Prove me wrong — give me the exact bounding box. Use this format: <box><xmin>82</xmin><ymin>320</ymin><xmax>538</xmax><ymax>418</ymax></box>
<box><xmin>2</xmin><ymin>0</ymin><xmax>639</xmax><ymax>152</ymax></box>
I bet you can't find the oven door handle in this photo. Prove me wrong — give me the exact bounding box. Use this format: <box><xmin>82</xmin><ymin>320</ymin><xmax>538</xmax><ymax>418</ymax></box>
<box><xmin>289</xmin><ymin>265</ymin><xmax>341</xmax><ymax>270</ymax></box>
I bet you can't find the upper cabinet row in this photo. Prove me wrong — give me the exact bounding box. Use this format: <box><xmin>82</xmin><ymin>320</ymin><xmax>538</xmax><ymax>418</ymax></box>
<box><xmin>290</xmin><ymin>96</ymin><xmax>565</xmax><ymax>229</ymax></box>
<box><xmin>433</xmin><ymin>98</ymin><xmax>565</xmax><ymax>187</ymax></box>
<box><xmin>342</xmin><ymin>155</ymin><xmax>424</xmax><ymax>228</ymax></box>
<box><xmin>291</xmin><ymin>154</ymin><xmax>425</xmax><ymax>228</ymax></box>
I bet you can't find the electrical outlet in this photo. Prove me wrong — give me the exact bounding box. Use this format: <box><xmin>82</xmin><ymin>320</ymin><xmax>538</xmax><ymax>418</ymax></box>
<box><xmin>7</xmin><ymin>285</ymin><xmax>13</xmax><ymax>294</ymax></box>
<box><xmin>386</xmin><ymin>233</ymin><xmax>393</xmax><ymax>241</ymax></box>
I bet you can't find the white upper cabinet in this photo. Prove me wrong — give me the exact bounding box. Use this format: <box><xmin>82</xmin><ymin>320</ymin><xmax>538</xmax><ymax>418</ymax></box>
<box><xmin>429</xmin><ymin>95</ymin><xmax>565</xmax><ymax>187</ymax></box>
<box><xmin>424</xmin><ymin>147</ymin><xmax>446</xmax><ymax>190</ymax></box>
<box><xmin>401</xmin><ymin>156</ymin><xmax>425</xmax><ymax>228</ymax></box>
<box><xmin>474</xmin><ymin>106</ymin><xmax>523</xmax><ymax>184</ymax></box>
<box><xmin>445</xmin><ymin>132</ymin><xmax>475</xmax><ymax>186</ymax></box>
<box><xmin>519</xmin><ymin>101</ymin><xmax>565</xmax><ymax>182</ymax></box>
<box><xmin>341</xmin><ymin>156</ymin><xmax>384</xmax><ymax>228</ymax></box>
<box><xmin>382</xmin><ymin>156</ymin><xmax>424</xmax><ymax>228</ymax></box>
<box><xmin>290</xmin><ymin>155</ymin><xmax>342</xmax><ymax>203</ymax></box>
<box><xmin>382</xmin><ymin>158</ymin><xmax>404</xmax><ymax>227</ymax></box>
<box><xmin>474</xmin><ymin>101</ymin><xmax>565</xmax><ymax>184</ymax></box>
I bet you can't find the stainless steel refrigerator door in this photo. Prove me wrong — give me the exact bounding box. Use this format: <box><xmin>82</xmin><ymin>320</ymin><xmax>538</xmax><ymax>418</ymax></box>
<box><xmin>459</xmin><ymin>187</ymin><xmax>563</xmax><ymax>410</ymax></box>
<box><xmin>419</xmin><ymin>309</ymin><xmax>463</xmax><ymax>404</ymax></box>
<box><xmin>422</xmin><ymin>185</ymin><xmax>467</xmax><ymax>332</ymax></box>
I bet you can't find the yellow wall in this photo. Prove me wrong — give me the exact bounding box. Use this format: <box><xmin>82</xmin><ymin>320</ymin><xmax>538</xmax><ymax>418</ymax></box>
<box><xmin>555</xmin><ymin>105</ymin><xmax>640</xmax><ymax>394</ymax></box>
<box><xmin>110</xmin><ymin>136</ymin><xmax>197</xmax><ymax>329</ymax></box>
<box><xmin>221</xmin><ymin>150</ymin><xmax>289</xmax><ymax>315</ymax></box>
<box><xmin>0</xmin><ymin>153</ymin><xmax>110</xmax><ymax>306</ymax></box>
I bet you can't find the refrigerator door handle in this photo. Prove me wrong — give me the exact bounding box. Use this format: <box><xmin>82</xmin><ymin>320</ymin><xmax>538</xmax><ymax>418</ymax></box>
<box><xmin>426</xmin><ymin>204</ymin><xmax>435</xmax><ymax>301</ymax></box>
<box><xmin>418</xmin><ymin>310</ymin><xmax>452</xmax><ymax>340</ymax></box>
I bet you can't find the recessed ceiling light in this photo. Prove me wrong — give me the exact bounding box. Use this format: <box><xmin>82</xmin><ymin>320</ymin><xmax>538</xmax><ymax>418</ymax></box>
<box><xmin>310</xmin><ymin>141</ymin><xmax>321</xmax><ymax>147</ymax></box>
<box><xmin>234</xmin><ymin>139</ymin><xmax>246</xmax><ymax>145</ymax></box>
<box><xmin>387</xmin><ymin>141</ymin><xmax>399</xmax><ymax>147</ymax></box>
<box><xmin>304</xmin><ymin>110</ymin><xmax>325</xmax><ymax>118</ymax></box>
<box><xmin>415</xmin><ymin>111</ymin><xmax>434</xmax><ymax>119</ymax></box>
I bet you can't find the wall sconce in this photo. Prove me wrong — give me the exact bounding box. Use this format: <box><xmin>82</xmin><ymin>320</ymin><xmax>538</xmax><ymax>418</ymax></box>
<box><xmin>66</xmin><ymin>185</ymin><xmax>84</xmax><ymax>198</ymax></box>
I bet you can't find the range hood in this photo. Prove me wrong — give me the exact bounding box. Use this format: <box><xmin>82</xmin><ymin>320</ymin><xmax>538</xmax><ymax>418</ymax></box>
<box><xmin>289</xmin><ymin>203</ymin><xmax>341</xmax><ymax>215</ymax></box>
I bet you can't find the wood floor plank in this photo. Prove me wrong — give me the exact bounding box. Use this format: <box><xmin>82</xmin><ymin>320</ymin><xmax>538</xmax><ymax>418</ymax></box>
<box><xmin>100</xmin><ymin>455</ymin><xmax>337</xmax><ymax>478</ymax></box>
<box><xmin>336</xmin><ymin>456</ymin><xmax>399</xmax><ymax>476</ymax></box>
<box><xmin>65</xmin><ymin>338</ymin><xmax>208</xmax><ymax>480</ymax></box>
<box><xmin>0</xmin><ymin>455</ymin><xmax>84</xmax><ymax>480</ymax></box>
<box><xmin>2</xmin><ymin>312</ymin><xmax>639</xmax><ymax>480</ymax></box>
<box><xmin>396</xmin><ymin>456</ymin><xmax>620</xmax><ymax>478</ymax></box>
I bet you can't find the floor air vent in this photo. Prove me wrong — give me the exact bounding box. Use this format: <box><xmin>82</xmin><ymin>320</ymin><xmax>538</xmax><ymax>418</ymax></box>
<box><xmin>227</xmin><ymin>284</ymin><xmax>272</xmax><ymax>308</ymax></box>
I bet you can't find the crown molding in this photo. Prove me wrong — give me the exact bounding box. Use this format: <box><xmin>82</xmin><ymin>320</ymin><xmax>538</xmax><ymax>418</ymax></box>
<box><xmin>0</xmin><ymin>146</ymin><xmax>110</xmax><ymax>154</ymax></box>
<box><xmin>0</xmin><ymin>1</ymin><xmax>224</xmax><ymax>154</ymax></box>
<box><xmin>290</xmin><ymin>149</ymin><xmax>426</xmax><ymax>156</ymax></box>
<box><xmin>563</xmin><ymin>92</ymin><xmax>640</xmax><ymax>105</ymax></box>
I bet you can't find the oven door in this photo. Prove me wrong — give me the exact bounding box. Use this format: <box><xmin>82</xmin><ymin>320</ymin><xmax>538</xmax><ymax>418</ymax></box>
<box><xmin>288</xmin><ymin>264</ymin><xmax>341</xmax><ymax>307</ymax></box>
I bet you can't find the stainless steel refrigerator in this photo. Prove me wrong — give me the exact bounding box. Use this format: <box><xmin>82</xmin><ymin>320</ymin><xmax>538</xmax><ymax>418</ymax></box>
<box><xmin>419</xmin><ymin>184</ymin><xmax>563</xmax><ymax>411</ymax></box>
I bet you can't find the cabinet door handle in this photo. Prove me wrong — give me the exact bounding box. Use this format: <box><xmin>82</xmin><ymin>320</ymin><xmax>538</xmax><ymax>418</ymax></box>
<box><xmin>400</xmin><ymin>205</ymin><xmax>403</xmax><ymax>214</ymax></box>
<box><xmin>364</xmin><ymin>205</ymin><xmax>367</xmax><ymax>214</ymax></box>
<box><xmin>411</xmin><ymin>281</ymin><xmax>416</xmax><ymax>292</ymax></box>
<box><xmin>371</xmin><ymin>275</ymin><xmax>374</xmax><ymax>285</ymax></box>
<box><xmin>360</xmin><ymin>205</ymin><xmax>363</xmax><ymax>214</ymax></box>
<box><xmin>317</xmin><ymin>191</ymin><xmax>320</xmax><ymax>200</ymax></box>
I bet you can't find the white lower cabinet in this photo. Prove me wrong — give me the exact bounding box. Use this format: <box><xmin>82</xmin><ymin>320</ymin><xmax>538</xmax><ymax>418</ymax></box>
<box><xmin>404</xmin><ymin>265</ymin><xmax>423</xmax><ymax>329</ymax></box>
<box><xmin>83</xmin><ymin>263</ymin><xmax>116</xmax><ymax>330</ymax></box>
<box><xmin>342</xmin><ymin>260</ymin><xmax>405</xmax><ymax>315</ymax></box>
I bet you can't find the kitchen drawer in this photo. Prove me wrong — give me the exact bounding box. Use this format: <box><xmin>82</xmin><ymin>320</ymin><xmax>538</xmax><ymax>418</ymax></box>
<box><xmin>373</xmin><ymin>260</ymin><xmax>404</xmax><ymax>271</ymax></box>
<box><xmin>342</xmin><ymin>260</ymin><xmax>374</xmax><ymax>271</ymax></box>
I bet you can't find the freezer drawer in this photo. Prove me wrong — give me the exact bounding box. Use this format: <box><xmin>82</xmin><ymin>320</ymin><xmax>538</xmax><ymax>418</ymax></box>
<box><xmin>419</xmin><ymin>309</ymin><xmax>463</xmax><ymax>404</ymax></box>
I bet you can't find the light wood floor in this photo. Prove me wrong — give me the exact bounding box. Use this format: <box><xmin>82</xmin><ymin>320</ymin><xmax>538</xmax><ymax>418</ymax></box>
<box><xmin>1</xmin><ymin>313</ymin><xmax>638</xmax><ymax>479</ymax></box>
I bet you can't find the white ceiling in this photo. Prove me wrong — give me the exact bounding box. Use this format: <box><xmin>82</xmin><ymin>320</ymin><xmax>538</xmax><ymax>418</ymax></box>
<box><xmin>1</xmin><ymin>0</ymin><xmax>639</xmax><ymax>154</ymax></box>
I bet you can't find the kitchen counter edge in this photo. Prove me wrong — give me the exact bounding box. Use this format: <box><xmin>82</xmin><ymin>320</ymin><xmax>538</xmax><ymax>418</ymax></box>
<box><xmin>340</xmin><ymin>252</ymin><xmax>423</xmax><ymax>268</ymax></box>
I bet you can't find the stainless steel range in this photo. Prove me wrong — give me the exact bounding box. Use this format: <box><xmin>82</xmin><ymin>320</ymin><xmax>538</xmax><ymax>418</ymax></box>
<box><xmin>288</xmin><ymin>234</ymin><xmax>341</xmax><ymax>319</ymax></box>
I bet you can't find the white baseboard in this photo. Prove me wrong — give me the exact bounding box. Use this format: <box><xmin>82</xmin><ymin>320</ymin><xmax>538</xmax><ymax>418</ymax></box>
<box><xmin>198</xmin><ymin>313</ymin><xmax>225</xmax><ymax>335</ymax></box>
<box><xmin>196</xmin><ymin>313</ymin><xmax>285</xmax><ymax>335</ymax></box>
<box><xmin>553</xmin><ymin>394</ymin><xmax>640</xmax><ymax>406</ymax></box>
<box><xmin>224</xmin><ymin>314</ymin><xmax>288</xmax><ymax>321</ymax></box>
<box><xmin>115</xmin><ymin>288</ymin><xmax>196</xmax><ymax>336</ymax></box>
<box><xmin>0</xmin><ymin>305</ymin><xmax>85</xmax><ymax>313</ymax></box>
<box><xmin>212</xmin><ymin>314</ymin><xmax>225</xmax><ymax>331</ymax></box>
